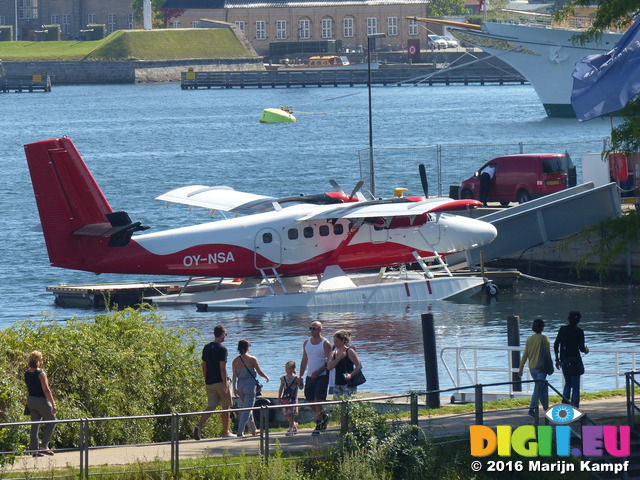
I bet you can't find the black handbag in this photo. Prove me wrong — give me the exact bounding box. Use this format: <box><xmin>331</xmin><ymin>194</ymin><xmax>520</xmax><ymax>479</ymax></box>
<box><xmin>347</xmin><ymin>370</ymin><xmax>366</xmax><ymax>387</ymax></box>
<box><xmin>240</xmin><ymin>355</ymin><xmax>263</xmax><ymax>396</ymax></box>
<box><xmin>562</xmin><ymin>356</ymin><xmax>585</xmax><ymax>376</ymax></box>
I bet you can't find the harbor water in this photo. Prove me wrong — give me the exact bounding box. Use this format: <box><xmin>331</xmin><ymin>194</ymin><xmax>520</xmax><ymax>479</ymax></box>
<box><xmin>1</xmin><ymin>83</ymin><xmax>637</xmax><ymax>396</ymax></box>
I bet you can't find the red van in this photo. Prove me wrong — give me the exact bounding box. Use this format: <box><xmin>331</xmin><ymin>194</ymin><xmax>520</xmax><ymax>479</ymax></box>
<box><xmin>459</xmin><ymin>153</ymin><xmax>576</xmax><ymax>205</ymax></box>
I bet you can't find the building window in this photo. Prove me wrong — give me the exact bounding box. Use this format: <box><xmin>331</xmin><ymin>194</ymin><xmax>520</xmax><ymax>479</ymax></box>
<box><xmin>128</xmin><ymin>13</ymin><xmax>134</xmax><ymax>29</ymax></box>
<box><xmin>256</xmin><ymin>20</ymin><xmax>266</xmax><ymax>40</ymax></box>
<box><xmin>343</xmin><ymin>17</ymin><xmax>354</xmax><ymax>38</ymax></box>
<box><xmin>107</xmin><ymin>14</ymin><xmax>117</xmax><ymax>33</ymax></box>
<box><xmin>0</xmin><ymin>16</ymin><xmax>5</xmax><ymax>26</ymax></box>
<box><xmin>88</xmin><ymin>14</ymin><xmax>96</xmax><ymax>25</ymax></box>
<box><xmin>299</xmin><ymin>19</ymin><xmax>310</xmax><ymax>40</ymax></box>
<box><xmin>321</xmin><ymin>18</ymin><xmax>333</xmax><ymax>39</ymax></box>
<box><xmin>172</xmin><ymin>21</ymin><xmax>180</xmax><ymax>28</ymax></box>
<box><xmin>235</xmin><ymin>21</ymin><xmax>245</xmax><ymax>33</ymax></box>
<box><xmin>367</xmin><ymin>17</ymin><xmax>377</xmax><ymax>35</ymax></box>
<box><xmin>50</xmin><ymin>14</ymin><xmax>59</xmax><ymax>25</ymax></box>
<box><xmin>62</xmin><ymin>14</ymin><xmax>70</xmax><ymax>34</ymax></box>
<box><xmin>276</xmin><ymin>20</ymin><xmax>287</xmax><ymax>40</ymax></box>
<box><xmin>388</xmin><ymin>17</ymin><xmax>398</xmax><ymax>36</ymax></box>
<box><xmin>19</xmin><ymin>0</ymin><xmax>38</xmax><ymax>20</ymax></box>
<box><xmin>408</xmin><ymin>18</ymin><xmax>418</xmax><ymax>36</ymax></box>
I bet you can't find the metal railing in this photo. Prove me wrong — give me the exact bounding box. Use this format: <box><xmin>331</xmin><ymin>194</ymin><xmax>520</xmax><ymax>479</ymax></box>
<box><xmin>626</xmin><ymin>371</ymin><xmax>640</xmax><ymax>435</ymax></box>
<box><xmin>357</xmin><ymin>139</ymin><xmax>607</xmax><ymax>197</ymax></box>
<box><xmin>440</xmin><ymin>345</ymin><xmax>639</xmax><ymax>395</ymax></box>
<box><xmin>1</xmin><ymin>374</ymin><xmax>636</xmax><ymax>478</ymax></box>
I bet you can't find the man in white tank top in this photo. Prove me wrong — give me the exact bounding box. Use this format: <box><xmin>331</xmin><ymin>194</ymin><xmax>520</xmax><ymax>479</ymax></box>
<box><xmin>298</xmin><ymin>321</ymin><xmax>332</xmax><ymax>435</ymax></box>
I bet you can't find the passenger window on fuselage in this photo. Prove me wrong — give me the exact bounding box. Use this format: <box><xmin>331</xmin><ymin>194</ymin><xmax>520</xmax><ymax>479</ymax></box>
<box><xmin>333</xmin><ymin>223</ymin><xmax>344</xmax><ymax>235</ymax></box>
<box><xmin>303</xmin><ymin>226</ymin><xmax>314</xmax><ymax>238</ymax></box>
<box><xmin>288</xmin><ymin>228</ymin><xmax>298</xmax><ymax>240</ymax></box>
<box><xmin>319</xmin><ymin>225</ymin><xmax>329</xmax><ymax>236</ymax></box>
<box><xmin>263</xmin><ymin>232</ymin><xmax>273</xmax><ymax>243</ymax></box>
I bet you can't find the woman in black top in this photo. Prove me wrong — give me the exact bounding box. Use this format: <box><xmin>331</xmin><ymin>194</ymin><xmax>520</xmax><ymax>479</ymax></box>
<box><xmin>554</xmin><ymin>311</ymin><xmax>589</xmax><ymax>408</ymax></box>
<box><xmin>327</xmin><ymin>330</ymin><xmax>362</xmax><ymax>398</ymax></box>
<box><xmin>24</xmin><ymin>351</ymin><xmax>57</xmax><ymax>456</ymax></box>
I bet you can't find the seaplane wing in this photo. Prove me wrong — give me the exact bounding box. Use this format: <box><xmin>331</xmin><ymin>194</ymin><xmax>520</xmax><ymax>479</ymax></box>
<box><xmin>156</xmin><ymin>186</ymin><xmax>277</xmax><ymax>215</ymax></box>
<box><xmin>157</xmin><ymin>185</ymin><xmax>361</xmax><ymax>215</ymax></box>
<box><xmin>298</xmin><ymin>197</ymin><xmax>482</xmax><ymax>221</ymax></box>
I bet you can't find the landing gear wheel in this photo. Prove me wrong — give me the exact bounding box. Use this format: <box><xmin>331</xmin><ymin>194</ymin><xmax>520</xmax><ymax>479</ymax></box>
<box><xmin>485</xmin><ymin>282</ymin><xmax>499</xmax><ymax>297</ymax></box>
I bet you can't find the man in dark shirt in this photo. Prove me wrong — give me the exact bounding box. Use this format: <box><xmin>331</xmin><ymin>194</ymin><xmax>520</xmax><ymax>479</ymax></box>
<box><xmin>194</xmin><ymin>325</ymin><xmax>233</xmax><ymax>439</ymax></box>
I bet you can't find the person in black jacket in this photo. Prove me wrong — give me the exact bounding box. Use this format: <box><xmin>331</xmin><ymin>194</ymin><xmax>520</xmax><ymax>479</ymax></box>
<box><xmin>554</xmin><ymin>311</ymin><xmax>589</xmax><ymax>407</ymax></box>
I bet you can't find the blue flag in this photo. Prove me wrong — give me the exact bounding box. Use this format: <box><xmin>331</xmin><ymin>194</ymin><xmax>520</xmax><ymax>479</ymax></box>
<box><xmin>571</xmin><ymin>17</ymin><xmax>640</xmax><ymax>121</ymax></box>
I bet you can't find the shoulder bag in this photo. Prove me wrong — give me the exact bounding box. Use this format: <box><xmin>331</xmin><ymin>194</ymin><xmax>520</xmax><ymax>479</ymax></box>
<box><xmin>562</xmin><ymin>356</ymin><xmax>584</xmax><ymax>376</ymax></box>
<box><xmin>345</xmin><ymin>348</ymin><xmax>366</xmax><ymax>387</ymax></box>
<box><xmin>240</xmin><ymin>355</ymin><xmax>263</xmax><ymax>396</ymax></box>
<box><xmin>537</xmin><ymin>345</ymin><xmax>554</xmax><ymax>376</ymax></box>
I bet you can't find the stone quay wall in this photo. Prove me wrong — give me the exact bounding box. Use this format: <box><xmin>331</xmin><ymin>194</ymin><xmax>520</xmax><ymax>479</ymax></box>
<box><xmin>1</xmin><ymin>58</ymin><xmax>266</xmax><ymax>84</ymax></box>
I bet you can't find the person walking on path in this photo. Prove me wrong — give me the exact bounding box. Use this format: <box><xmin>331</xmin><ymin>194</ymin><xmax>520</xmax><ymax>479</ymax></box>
<box><xmin>518</xmin><ymin>318</ymin><xmax>552</xmax><ymax>416</ymax></box>
<box><xmin>279</xmin><ymin>361</ymin><xmax>299</xmax><ymax>436</ymax></box>
<box><xmin>326</xmin><ymin>330</ymin><xmax>363</xmax><ymax>398</ymax></box>
<box><xmin>24</xmin><ymin>351</ymin><xmax>57</xmax><ymax>457</ymax></box>
<box><xmin>231</xmin><ymin>339</ymin><xmax>270</xmax><ymax>437</ymax></box>
<box><xmin>554</xmin><ymin>311</ymin><xmax>589</xmax><ymax>408</ymax></box>
<box><xmin>195</xmin><ymin>325</ymin><xmax>233</xmax><ymax>440</ymax></box>
<box><xmin>298</xmin><ymin>321</ymin><xmax>332</xmax><ymax>435</ymax></box>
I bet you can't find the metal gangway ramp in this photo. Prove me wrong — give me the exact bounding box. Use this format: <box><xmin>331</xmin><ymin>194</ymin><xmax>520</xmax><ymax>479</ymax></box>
<box><xmin>446</xmin><ymin>182</ymin><xmax>622</xmax><ymax>269</ymax></box>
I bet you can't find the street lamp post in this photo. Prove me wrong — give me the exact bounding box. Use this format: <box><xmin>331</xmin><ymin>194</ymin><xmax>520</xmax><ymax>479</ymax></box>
<box><xmin>367</xmin><ymin>33</ymin><xmax>385</xmax><ymax>198</ymax></box>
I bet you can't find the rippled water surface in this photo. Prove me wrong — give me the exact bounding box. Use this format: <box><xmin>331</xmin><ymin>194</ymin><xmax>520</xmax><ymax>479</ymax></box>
<box><xmin>1</xmin><ymin>83</ymin><xmax>635</xmax><ymax>394</ymax></box>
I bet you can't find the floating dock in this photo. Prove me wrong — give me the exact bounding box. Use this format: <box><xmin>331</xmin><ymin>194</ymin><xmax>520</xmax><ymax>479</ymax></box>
<box><xmin>181</xmin><ymin>67</ymin><xmax>525</xmax><ymax>90</ymax></box>
<box><xmin>0</xmin><ymin>73</ymin><xmax>51</xmax><ymax>93</ymax></box>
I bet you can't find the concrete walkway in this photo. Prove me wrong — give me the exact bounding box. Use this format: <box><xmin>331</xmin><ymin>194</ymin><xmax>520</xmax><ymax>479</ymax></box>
<box><xmin>4</xmin><ymin>396</ymin><xmax>632</xmax><ymax>474</ymax></box>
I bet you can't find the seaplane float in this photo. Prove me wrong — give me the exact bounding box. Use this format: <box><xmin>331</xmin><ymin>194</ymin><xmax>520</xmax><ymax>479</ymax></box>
<box><xmin>25</xmin><ymin>137</ymin><xmax>498</xmax><ymax>311</ymax></box>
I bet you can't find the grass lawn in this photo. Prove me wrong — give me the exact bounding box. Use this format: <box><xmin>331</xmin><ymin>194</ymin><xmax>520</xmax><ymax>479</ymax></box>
<box><xmin>0</xmin><ymin>29</ymin><xmax>254</xmax><ymax>61</ymax></box>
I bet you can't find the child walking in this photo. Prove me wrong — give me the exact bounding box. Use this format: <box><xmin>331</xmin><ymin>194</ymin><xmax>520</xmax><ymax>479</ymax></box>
<box><xmin>279</xmin><ymin>361</ymin><xmax>299</xmax><ymax>436</ymax></box>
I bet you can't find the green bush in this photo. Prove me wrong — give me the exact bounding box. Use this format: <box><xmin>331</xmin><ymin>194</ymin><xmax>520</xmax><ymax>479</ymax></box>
<box><xmin>0</xmin><ymin>307</ymin><xmax>212</xmax><ymax>453</ymax></box>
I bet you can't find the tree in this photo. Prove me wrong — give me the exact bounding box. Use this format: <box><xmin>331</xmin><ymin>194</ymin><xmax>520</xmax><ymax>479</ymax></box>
<box><xmin>130</xmin><ymin>0</ymin><xmax>167</xmax><ymax>29</ymax></box>
<box><xmin>429</xmin><ymin>0</ymin><xmax>468</xmax><ymax>17</ymax></box>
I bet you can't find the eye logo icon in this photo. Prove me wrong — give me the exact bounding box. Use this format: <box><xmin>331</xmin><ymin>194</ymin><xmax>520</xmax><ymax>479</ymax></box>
<box><xmin>545</xmin><ymin>404</ymin><xmax>584</xmax><ymax>424</ymax></box>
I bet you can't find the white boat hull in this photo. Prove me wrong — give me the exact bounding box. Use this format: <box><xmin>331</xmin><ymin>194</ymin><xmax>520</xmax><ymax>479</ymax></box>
<box><xmin>162</xmin><ymin>272</ymin><xmax>488</xmax><ymax>311</ymax></box>
<box><xmin>451</xmin><ymin>23</ymin><xmax>622</xmax><ymax>117</ymax></box>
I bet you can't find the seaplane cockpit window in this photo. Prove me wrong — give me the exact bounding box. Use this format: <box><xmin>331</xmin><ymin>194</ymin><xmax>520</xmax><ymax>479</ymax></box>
<box><xmin>303</xmin><ymin>226</ymin><xmax>314</xmax><ymax>238</ymax></box>
<box><xmin>288</xmin><ymin>228</ymin><xmax>299</xmax><ymax>240</ymax></box>
<box><xmin>319</xmin><ymin>225</ymin><xmax>329</xmax><ymax>237</ymax></box>
<box><xmin>333</xmin><ymin>223</ymin><xmax>344</xmax><ymax>235</ymax></box>
<box><xmin>263</xmin><ymin>232</ymin><xmax>273</xmax><ymax>243</ymax></box>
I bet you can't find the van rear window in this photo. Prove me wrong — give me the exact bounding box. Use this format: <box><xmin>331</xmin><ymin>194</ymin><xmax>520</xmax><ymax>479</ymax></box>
<box><xmin>542</xmin><ymin>156</ymin><xmax>569</xmax><ymax>174</ymax></box>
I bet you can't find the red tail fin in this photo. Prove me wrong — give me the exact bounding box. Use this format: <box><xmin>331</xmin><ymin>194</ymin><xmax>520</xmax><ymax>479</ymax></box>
<box><xmin>25</xmin><ymin>137</ymin><xmax>114</xmax><ymax>269</ymax></box>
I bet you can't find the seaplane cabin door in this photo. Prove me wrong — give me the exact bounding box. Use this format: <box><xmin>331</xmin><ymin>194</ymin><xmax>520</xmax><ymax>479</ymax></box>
<box><xmin>254</xmin><ymin>228</ymin><xmax>282</xmax><ymax>269</ymax></box>
<box><xmin>370</xmin><ymin>224</ymin><xmax>389</xmax><ymax>244</ymax></box>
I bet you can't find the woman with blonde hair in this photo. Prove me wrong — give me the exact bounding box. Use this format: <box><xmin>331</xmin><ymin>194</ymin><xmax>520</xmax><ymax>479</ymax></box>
<box><xmin>24</xmin><ymin>351</ymin><xmax>57</xmax><ymax>456</ymax></box>
<box><xmin>326</xmin><ymin>330</ymin><xmax>363</xmax><ymax>398</ymax></box>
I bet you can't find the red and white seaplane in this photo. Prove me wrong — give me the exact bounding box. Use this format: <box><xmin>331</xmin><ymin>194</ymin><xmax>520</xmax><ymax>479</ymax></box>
<box><xmin>25</xmin><ymin>137</ymin><xmax>498</xmax><ymax>310</ymax></box>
